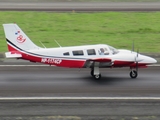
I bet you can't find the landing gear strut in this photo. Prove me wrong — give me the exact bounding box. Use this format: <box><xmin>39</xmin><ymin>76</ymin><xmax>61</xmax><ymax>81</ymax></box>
<box><xmin>130</xmin><ymin>70</ymin><xmax>138</xmax><ymax>78</ymax></box>
<box><xmin>91</xmin><ymin>69</ymin><xmax>101</xmax><ymax>80</ymax></box>
<box><xmin>91</xmin><ymin>63</ymin><xmax>101</xmax><ymax>80</ymax></box>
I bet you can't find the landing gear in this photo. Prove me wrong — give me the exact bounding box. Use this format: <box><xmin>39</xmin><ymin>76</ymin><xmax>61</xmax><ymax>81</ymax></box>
<box><xmin>91</xmin><ymin>69</ymin><xmax>94</xmax><ymax>76</ymax></box>
<box><xmin>130</xmin><ymin>70</ymin><xmax>138</xmax><ymax>78</ymax></box>
<box><xmin>94</xmin><ymin>74</ymin><xmax>101</xmax><ymax>80</ymax></box>
<box><xmin>91</xmin><ymin>69</ymin><xmax>101</xmax><ymax>80</ymax></box>
<box><xmin>90</xmin><ymin>62</ymin><xmax>102</xmax><ymax>80</ymax></box>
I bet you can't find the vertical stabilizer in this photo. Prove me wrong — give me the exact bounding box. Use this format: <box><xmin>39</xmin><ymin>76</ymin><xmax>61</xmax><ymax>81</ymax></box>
<box><xmin>3</xmin><ymin>23</ymin><xmax>41</xmax><ymax>52</ymax></box>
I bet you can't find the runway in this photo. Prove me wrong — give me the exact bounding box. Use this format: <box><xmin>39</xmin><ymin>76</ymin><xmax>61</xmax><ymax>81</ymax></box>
<box><xmin>0</xmin><ymin>66</ymin><xmax>160</xmax><ymax>118</ymax></box>
<box><xmin>0</xmin><ymin>98</ymin><xmax>160</xmax><ymax>119</ymax></box>
<box><xmin>0</xmin><ymin>66</ymin><xmax>159</xmax><ymax>97</ymax></box>
<box><xmin>1</xmin><ymin>2</ymin><xmax>160</xmax><ymax>11</ymax></box>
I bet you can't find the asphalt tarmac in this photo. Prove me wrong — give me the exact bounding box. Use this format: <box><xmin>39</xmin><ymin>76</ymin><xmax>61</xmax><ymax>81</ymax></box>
<box><xmin>0</xmin><ymin>66</ymin><xmax>159</xmax><ymax>97</ymax></box>
<box><xmin>1</xmin><ymin>65</ymin><xmax>159</xmax><ymax>115</ymax></box>
<box><xmin>1</xmin><ymin>2</ymin><xmax>160</xmax><ymax>11</ymax></box>
<box><xmin>0</xmin><ymin>98</ymin><xmax>160</xmax><ymax>120</ymax></box>
<box><xmin>0</xmin><ymin>66</ymin><xmax>159</xmax><ymax>119</ymax></box>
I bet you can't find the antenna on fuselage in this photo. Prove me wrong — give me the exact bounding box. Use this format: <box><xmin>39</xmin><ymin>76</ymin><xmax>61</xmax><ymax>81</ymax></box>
<box><xmin>132</xmin><ymin>40</ymin><xmax>134</xmax><ymax>52</ymax></box>
<box><xmin>39</xmin><ymin>41</ymin><xmax>46</xmax><ymax>48</ymax></box>
<box><xmin>54</xmin><ymin>39</ymin><xmax>61</xmax><ymax>47</ymax></box>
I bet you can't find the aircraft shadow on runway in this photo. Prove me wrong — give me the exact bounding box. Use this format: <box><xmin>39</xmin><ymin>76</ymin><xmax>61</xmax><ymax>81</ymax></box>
<box><xmin>81</xmin><ymin>75</ymin><xmax>134</xmax><ymax>85</ymax></box>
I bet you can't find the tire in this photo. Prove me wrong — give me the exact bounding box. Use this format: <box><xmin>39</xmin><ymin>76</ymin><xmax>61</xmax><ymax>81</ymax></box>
<box><xmin>94</xmin><ymin>74</ymin><xmax>101</xmax><ymax>80</ymax></box>
<box><xmin>91</xmin><ymin>69</ymin><xmax>94</xmax><ymax>76</ymax></box>
<box><xmin>130</xmin><ymin>70</ymin><xmax>138</xmax><ymax>78</ymax></box>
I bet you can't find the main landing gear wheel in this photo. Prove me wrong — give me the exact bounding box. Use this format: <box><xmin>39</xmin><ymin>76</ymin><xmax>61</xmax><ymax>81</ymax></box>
<box><xmin>130</xmin><ymin>70</ymin><xmax>138</xmax><ymax>78</ymax></box>
<box><xmin>93</xmin><ymin>74</ymin><xmax>101</xmax><ymax>80</ymax></box>
<box><xmin>90</xmin><ymin>70</ymin><xmax>101</xmax><ymax>80</ymax></box>
<box><xmin>91</xmin><ymin>69</ymin><xmax>94</xmax><ymax>76</ymax></box>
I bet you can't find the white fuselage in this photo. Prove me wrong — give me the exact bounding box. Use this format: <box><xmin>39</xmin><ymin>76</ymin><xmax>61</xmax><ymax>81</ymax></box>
<box><xmin>24</xmin><ymin>44</ymin><xmax>156</xmax><ymax>68</ymax></box>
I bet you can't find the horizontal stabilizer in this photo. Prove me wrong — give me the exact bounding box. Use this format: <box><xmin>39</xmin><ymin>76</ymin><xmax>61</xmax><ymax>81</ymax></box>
<box><xmin>5</xmin><ymin>52</ymin><xmax>22</xmax><ymax>58</ymax></box>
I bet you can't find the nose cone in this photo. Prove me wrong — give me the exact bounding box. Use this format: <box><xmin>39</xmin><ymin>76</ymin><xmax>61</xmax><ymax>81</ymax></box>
<box><xmin>140</xmin><ymin>55</ymin><xmax>157</xmax><ymax>64</ymax></box>
<box><xmin>147</xmin><ymin>57</ymin><xmax>157</xmax><ymax>64</ymax></box>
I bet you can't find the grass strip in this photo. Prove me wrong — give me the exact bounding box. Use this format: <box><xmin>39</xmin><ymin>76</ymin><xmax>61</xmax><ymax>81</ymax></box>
<box><xmin>0</xmin><ymin>11</ymin><xmax>160</xmax><ymax>53</ymax></box>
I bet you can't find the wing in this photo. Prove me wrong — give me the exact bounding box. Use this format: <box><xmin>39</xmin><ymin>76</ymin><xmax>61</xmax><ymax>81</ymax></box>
<box><xmin>84</xmin><ymin>57</ymin><xmax>112</xmax><ymax>68</ymax></box>
<box><xmin>88</xmin><ymin>58</ymin><xmax>112</xmax><ymax>62</ymax></box>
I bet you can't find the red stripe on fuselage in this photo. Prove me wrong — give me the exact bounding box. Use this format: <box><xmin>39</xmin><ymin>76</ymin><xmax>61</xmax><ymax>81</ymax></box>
<box><xmin>8</xmin><ymin>44</ymin><xmax>86</xmax><ymax>68</ymax></box>
<box><xmin>113</xmin><ymin>60</ymin><xmax>147</xmax><ymax>68</ymax></box>
<box><xmin>130</xmin><ymin>63</ymin><xmax>147</xmax><ymax>68</ymax></box>
<box><xmin>113</xmin><ymin>60</ymin><xmax>133</xmax><ymax>67</ymax></box>
<box><xmin>7</xmin><ymin>43</ymin><xmax>18</xmax><ymax>52</ymax></box>
<box><xmin>7</xmin><ymin>43</ymin><xmax>22</xmax><ymax>55</ymax></box>
<box><xmin>22</xmin><ymin>53</ymin><xmax>86</xmax><ymax>68</ymax></box>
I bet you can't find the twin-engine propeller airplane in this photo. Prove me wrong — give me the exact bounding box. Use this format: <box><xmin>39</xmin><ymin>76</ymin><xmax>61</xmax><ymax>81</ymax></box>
<box><xmin>3</xmin><ymin>23</ymin><xmax>157</xmax><ymax>80</ymax></box>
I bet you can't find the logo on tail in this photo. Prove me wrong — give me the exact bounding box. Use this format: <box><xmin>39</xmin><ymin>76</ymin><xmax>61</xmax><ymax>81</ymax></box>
<box><xmin>15</xmin><ymin>31</ymin><xmax>26</xmax><ymax>43</ymax></box>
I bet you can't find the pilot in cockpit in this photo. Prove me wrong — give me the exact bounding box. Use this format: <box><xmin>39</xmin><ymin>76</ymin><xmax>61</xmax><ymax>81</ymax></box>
<box><xmin>99</xmin><ymin>48</ymin><xmax>109</xmax><ymax>55</ymax></box>
<box><xmin>100</xmin><ymin>48</ymin><xmax>105</xmax><ymax>55</ymax></box>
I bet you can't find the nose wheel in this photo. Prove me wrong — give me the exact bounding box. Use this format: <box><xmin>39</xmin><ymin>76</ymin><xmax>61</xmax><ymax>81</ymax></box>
<box><xmin>130</xmin><ymin>70</ymin><xmax>138</xmax><ymax>78</ymax></box>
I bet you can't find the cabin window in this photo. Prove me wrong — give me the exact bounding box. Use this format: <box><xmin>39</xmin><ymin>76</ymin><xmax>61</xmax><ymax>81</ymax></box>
<box><xmin>63</xmin><ymin>52</ymin><xmax>70</xmax><ymax>56</ymax></box>
<box><xmin>87</xmin><ymin>49</ymin><xmax>96</xmax><ymax>55</ymax></box>
<box><xmin>72</xmin><ymin>50</ymin><xmax>84</xmax><ymax>56</ymax></box>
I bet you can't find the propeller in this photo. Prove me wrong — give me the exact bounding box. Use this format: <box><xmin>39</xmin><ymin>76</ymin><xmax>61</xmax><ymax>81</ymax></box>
<box><xmin>132</xmin><ymin>40</ymin><xmax>139</xmax><ymax>71</ymax></box>
<box><xmin>135</xmin><ymin>48</ymin><xmax>139</xmax><ymax>72</ymax></box>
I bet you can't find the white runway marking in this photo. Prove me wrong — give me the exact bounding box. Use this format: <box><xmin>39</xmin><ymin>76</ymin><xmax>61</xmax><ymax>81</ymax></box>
<box><xmin>0</xmin><ymin>97</ymin><xmax>160</xmax><ymax>100</ymax></box>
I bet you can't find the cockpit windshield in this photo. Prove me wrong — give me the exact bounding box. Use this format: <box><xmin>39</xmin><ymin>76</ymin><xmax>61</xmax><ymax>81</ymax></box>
<box><xmin>108</xmin><ymin>46</ymin><xmax>119</xmax><ymax>54</ymax></box>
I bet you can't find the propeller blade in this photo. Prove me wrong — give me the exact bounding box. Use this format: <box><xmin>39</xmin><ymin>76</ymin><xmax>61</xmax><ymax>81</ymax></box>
<box><xmin>136</xmin><ymin>61</ymin><xmax>138</xmax><ymax>72</ymax></box>
<box><xmin>137</xmin><ymin>48</ymin><xmax>139</xmax><ymax>57</ymax></box>
<box><xmin>136</xmin><ymin>48</ymin><xmax>139</xmax><ymax>72</ymax></box>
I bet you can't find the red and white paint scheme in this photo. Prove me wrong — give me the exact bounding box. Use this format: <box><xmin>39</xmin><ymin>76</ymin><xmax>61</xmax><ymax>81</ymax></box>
<box><xmin>3</xmin><ymin>23</ymin><xmax>157</xmax><ymax>80</ymax></box>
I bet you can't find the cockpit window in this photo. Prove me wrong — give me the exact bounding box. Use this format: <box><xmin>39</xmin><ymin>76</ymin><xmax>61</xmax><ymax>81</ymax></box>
<box><xmin>109</xmin><ymin>46</ymin><xmax>119</xmax><ymax>54</ymax></box>
<box><xmin>99</xmin><ymin>48</ymin><xmax>109</xmax><ymax>55</ymax></box>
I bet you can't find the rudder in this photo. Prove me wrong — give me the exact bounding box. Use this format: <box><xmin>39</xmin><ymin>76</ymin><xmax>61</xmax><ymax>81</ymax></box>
<box><xmin>3</xmin><ymin>23</ymin><xmax>41</xmax><ymax>52</ymax></box>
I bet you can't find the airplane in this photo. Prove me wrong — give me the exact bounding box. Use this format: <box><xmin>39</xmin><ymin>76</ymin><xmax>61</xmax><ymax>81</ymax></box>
<box><xmin>3</xmin><ymin>23</ymin><xmax>157</xmax><ymax>80</ymax></box>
